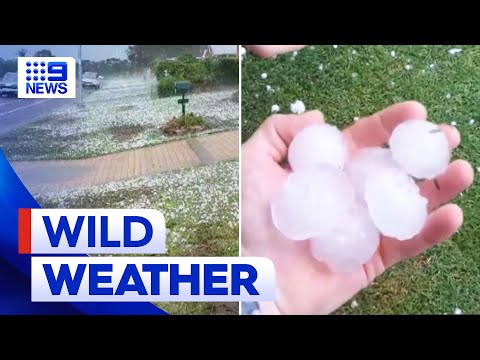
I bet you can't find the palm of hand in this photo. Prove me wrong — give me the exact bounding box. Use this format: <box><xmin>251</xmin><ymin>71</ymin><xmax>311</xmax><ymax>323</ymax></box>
<box><xmin>241</xmin><ymin>102</ymin><xmax>473</xmax><ymax>315</ymax></box>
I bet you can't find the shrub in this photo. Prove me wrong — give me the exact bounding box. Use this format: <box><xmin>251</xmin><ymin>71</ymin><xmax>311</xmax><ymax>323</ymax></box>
<box><xmin>163</xmin><ymin>113</ymin><xmax>207</xmax><ymax>135</ymax></box>
<box><xmin>157</xmin><ymin>77</ymin><xmax>176</xmax><ymax>97</ymax></box>
<box><xmin>177</xmin><ymin>53</ymin><xmax>197</xmax><ymax>63</ymax></box>
<box><xmin>155</xmin><ymin>60</ymin><xmax>211</xmax><ymax>84</ymax></box>
<box><xmin>216</xmin><ymin>57</ymin><xmax>238</xmax><ymax>84</ymax></box>
<box><xmin>154</xmin><ymin>55</ymin><xmax>238</xmax><ymax>92</ymax></box>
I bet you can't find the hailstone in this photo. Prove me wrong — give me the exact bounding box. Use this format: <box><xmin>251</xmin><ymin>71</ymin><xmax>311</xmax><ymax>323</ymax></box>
<box><xmin>290</xmin><ymin>100</ymin><xmax>305</xmax><ymax>114</ymax></box>
<box><xmin>288</xmin><ymin>124</ymin><xmax>348</xmax><ymax>171</ymax></box>
<box><xmin>364</xmin><ymin>166</ymin><xmax>428</xmax><ymax>241</ymax></box>
<box><xmin>345</xmin><ymin>147</ymin><xmax>398</xmax><ymax>201</ymax></box>
<box><xmin>389</xmin><ymin>119</ymin><xmax>451</xmax><ymax>180</ymax></box>
<box><xmin>271</xmin><ymin>166</ymin><xmax>355</xmax><ymax>241</ymax></box>
<box><xmin>310</xmin><ymin>203</ymin><xmax>380</xmax><ymax>272</ymax></box>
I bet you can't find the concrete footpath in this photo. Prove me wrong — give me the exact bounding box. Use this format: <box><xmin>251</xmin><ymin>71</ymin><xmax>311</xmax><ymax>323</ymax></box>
<box><xmin>11</xmin><ymin>130</ymin><xmax>239</xmax><ymax>194</ymax></box>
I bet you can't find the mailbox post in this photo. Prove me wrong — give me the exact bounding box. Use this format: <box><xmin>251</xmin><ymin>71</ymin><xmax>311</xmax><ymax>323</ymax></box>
<box><xmin>175</xmin><ymin>81</ymin><xmax>192</xmax><ymax>116</ymax></box>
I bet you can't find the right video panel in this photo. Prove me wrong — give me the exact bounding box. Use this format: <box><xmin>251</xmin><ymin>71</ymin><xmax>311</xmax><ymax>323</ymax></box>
<box><xmin>241</xmin><ymin>45</ymin><xmax>476</xmax><ymax>315</ymax></box>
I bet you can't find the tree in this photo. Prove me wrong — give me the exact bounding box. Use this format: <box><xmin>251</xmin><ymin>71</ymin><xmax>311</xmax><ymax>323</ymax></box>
<box><xmin>17</xmin><ymin>48</ymin><xmax>28</xmax><ymax>57</ymax></box>
<box><xmin>127</xmin><ymin>45</ymin><xmax>209</xmax><ymax>70</ymax></box>
<box><xmin>34</xmin><ymin>49</ymin><xmax>54</xmax><ymax>57</ymax></box>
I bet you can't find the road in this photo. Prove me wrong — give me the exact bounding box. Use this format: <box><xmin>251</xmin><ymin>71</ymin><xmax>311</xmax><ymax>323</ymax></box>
<box><xmin>0</xmin><ymin>96</ymin><xmax>75</xmax><ymax>135</ymax></box>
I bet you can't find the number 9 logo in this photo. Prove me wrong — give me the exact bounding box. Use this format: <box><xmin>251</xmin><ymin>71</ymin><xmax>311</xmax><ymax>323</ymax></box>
<box><xmin>47</xmin><ymin>62</ymin><xmax>68</xmax><ymax>81</ymax></box>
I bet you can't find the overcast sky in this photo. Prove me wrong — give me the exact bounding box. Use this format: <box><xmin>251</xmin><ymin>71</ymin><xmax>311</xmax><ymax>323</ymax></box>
<box><xmin>0</xmin><ymin>45</ymin><xmax>237</xmax><ymax>61</ymax></box>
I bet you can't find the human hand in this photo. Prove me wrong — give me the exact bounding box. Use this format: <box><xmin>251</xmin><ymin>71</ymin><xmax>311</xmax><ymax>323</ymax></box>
<box><xmin>241</xmin><ymin>101</ymin><xmax>474</xmax><ymax>315</ymax></box>
<box><xmin>244</xmin><ymin>45</ymin><xmax>307</xmax><ymax>58</ymax></box>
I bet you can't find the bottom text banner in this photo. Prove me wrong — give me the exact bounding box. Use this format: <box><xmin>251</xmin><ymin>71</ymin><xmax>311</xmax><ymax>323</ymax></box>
<box><xmin>31</xmin><ymin>256</ymin><xmax>275</xmax><ymax>302</ymax></box>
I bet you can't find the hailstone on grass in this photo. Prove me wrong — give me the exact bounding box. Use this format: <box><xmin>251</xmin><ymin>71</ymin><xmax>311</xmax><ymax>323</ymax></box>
<box><xmin>271</xmin><ymin>104</ymin><xmax>280</xmax><ymax>113</ymax></box>
<box><xmin>310</xmin><ymin>203</ymin><xmax>380</xmax><ymax>272</ymax></box>
<box><xmin>271</xmin><ymin>166</ymin><xmax>355</xmax><ymax>241</ymax></box>
<box><xmin>288</xmin><ymin>124</ymin><xmax>348</xmax><ymax>171</ymax></box>
<box><xmin>364</xmin><ymin>166</ymin><xmax>428</xmax><ymax>241</ymax></box>
<box><xmin>290</xmin><ymin>100</ymin><xmax>306</xmax><ymax>114</ymax></box>
<box><xmin>389</xmin><ymin>119</ymin><xmax>451</xmax><ymax>180</ymax></box>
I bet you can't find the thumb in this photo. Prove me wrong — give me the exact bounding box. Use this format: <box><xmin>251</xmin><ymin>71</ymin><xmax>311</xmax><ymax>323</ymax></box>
<box><xmin>243</xmin><ymin>111</ymin><xmax>324</xmax><ymax>165</ymax></box>
<box><xmin>245</xmin><ymin>45</ymin><xmax>307</xmax><ymax>58</ymax></box>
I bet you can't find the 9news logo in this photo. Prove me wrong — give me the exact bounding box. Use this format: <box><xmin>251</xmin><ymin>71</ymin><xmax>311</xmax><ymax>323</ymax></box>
<box><xmin>17</xmin><ymin>57</ymin><xmax>76</xmax><ymax>99</ymax></box>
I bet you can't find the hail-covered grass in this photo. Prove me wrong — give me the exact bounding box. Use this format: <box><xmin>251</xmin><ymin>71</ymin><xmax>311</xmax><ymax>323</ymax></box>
<box><xmin>0</xmin><ymin>77</ymin><xmax>238</xmax><ymax>160</ymax></box>
<box><xmin>35</xmin><ymin>159</ymin><xmax>239</xmax><ymax>315</ymax></box>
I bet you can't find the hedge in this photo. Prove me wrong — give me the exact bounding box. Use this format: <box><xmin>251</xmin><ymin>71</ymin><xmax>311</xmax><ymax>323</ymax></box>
<box><xmin>157</xmin><ymin>77</ymin><xmax>176</xmax><ymax>97</ymax></box>
<box><xmin>154</xmin><ymin>56</ymin><xmax>238</xmax><ymax>87</ymax></box>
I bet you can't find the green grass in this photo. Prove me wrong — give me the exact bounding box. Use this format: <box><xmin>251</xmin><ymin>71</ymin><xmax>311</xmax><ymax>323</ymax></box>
<box><xmin>242</xmin><ymin>45</ymin><xmax>480</xmax><ymax>314</ymax></box>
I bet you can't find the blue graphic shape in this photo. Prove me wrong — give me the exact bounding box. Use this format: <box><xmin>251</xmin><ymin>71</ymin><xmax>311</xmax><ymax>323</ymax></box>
<box><xmin>26</xmin><ymin>69</ymin><xmax>31</xmax><ymax>74</ymax></box>
<box><xmin>26</xmin><ymin>76</ymin><xmax>31</xmax><ymax>81</ymax></box>
<box><xmin>33</xmin><ymin>69</ymin><xmax>38</xmax><ymax>74</ymax></box>
<box><xmin>33</xmin><ymin>62</ymin><xmax>38</xmax><ymax>67</ymax></box>
<box><xmin>33</xmin><ymin>76</ymin><xmax>38</xmax><ymax>81</ymax></box>
<box><xmin>47</xmin><ymin>62</ymin><xmax>67</xmax><ymax>82</ymax></box>
<box><xmin>0</xmin><ymin>150</ymin><xmax>167</xmax><ymax>315</ymax></box>
<box><xmin>40</xmin><ymin>76</ymin><xmax>45</xmax><ymax>81</ymax></box>
<box><xmin>41</xmin><ymin>62</ymin><xmax>46</xmax><ymax>67</ymax></box>
<box><xmin>26</xmin><ymin>62</ymin><xmax>31</xmax><ymax>67</ymax></box>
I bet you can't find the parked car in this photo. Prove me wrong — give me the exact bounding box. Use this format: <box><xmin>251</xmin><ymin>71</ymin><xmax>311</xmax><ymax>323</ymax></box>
<box><xmin>0</xmin><ymin>72</ymin><xmax>18</xmax><ymax>97</ymax></box>
<box><xmin>82</xmin><ymin>72</ymin><xmax>100</xmax><ymax>90</ymax></box>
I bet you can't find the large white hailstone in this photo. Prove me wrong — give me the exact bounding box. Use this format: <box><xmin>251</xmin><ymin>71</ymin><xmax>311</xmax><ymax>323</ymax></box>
<box><xmin>345</xmin><ymin>147</ymin><xmax>398</xmax><ymax>201</ymax></box>
<box><xmin>271</xmin><ymin>166</ymin><xmax>355</xmax><ymax>241</ymax></box>
<box><xmin>389</xmin><ymin>119</ymin><xmax>451</xmax><ymax>180</ymax></box>
<box><xmin>310</xmin><ymin>203</ymin><xmax>380</xmax><ymax>272</ymax></box>
<box><xmin>288</xmin><ymin>124</ymin><xmax>348</xmax><ymax>171</ymax></box>
<box><xmin>240</xmin><ymin>46</ymin><xmax>247</xmax><ymax>56</ymax></box>
<box><xmin>271</xmin><ymin>104</ymin><xmax>280</xmax><ymax>113</ymax></box>
<box><xmin>261</xmin><ymin>72</ymin><xmax>268</xmax><ymax>80</ymax></box>
<box><xmin>290</xmin><ymin>100</ymin><xmax>306</xmax><ymax>114</ymax></box>
<box><xmin>364</xmin><ymin>166</ymin><xmax>428</xmax><ymax>241</ymax></box>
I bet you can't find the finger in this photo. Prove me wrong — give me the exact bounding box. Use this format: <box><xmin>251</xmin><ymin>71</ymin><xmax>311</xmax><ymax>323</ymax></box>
<box><xmin>244</xmin><ymin>111</ymin><xmax>324</xmax><ymax>164</ymax></box>
<box><xmin>438</xmin><ymin>124</ymin><xmax>461</xmax><ymax>149</ymax></box>
<box><xmin>343</xmin><ymin>101</ymin><xmax>427</xmax><ymax>149</ymax></box>
<box><xmin>381</xmin><ymin>204</ymin><xmax>463</xmax><ymax>268</ymax></box>
<box><xmin>245</xmin><ymin>45</ymin><xmax>307</xmax><ymax>58</ymax></box>
<box><xmin>420</xmin><ymin>160</ymin><xmax>474</xmax><ymax>211</ymax></box>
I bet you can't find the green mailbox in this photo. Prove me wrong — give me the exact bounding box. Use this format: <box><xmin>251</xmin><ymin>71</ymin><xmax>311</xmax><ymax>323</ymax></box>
<box><xmin>175</xmin><ymin>81</ymin><xmax>192</xmax><ymax>116</ymax></box>
<box><xmin>175</xmin><ymin>81</ymin><xmax>192</xmax><ymax>95</ymax></box>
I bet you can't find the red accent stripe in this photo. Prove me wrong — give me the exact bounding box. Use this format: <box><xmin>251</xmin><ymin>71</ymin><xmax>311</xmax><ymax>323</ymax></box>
<box><xmin>18</xmin><ymin>208</ymin><xmax>31</xmax><ymax>254</ymax></box>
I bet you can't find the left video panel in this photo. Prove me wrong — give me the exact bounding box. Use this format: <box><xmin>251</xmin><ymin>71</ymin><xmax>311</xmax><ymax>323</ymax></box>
<box><xmin>0</xmin><ymin>45</ymin><xmax>240</xmax><ymax>315</ymax></box>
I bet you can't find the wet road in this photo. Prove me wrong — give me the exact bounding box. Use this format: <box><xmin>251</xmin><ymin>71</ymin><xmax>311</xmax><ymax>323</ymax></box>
<box><xmin>0</xmin><ymin>96</ymin><xmax>75</xmax><ymax>135</ymax></box>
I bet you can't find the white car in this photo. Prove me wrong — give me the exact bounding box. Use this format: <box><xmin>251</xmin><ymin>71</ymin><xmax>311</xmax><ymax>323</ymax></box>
<box><xmin>0</xmin><ymin>72</ymin><xmax>18</xmax><ymax>97</ymax></box>
<box><xmin>82</xmin><ymin>72</ymin><xmax>100</xmax><ymax>90</ymax></box>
